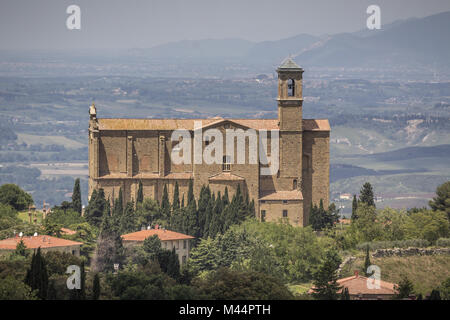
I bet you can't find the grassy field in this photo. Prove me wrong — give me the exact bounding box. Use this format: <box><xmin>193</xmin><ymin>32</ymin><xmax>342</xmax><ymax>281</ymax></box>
<box><xmin>341</xmin><ymin>253</ymin><xmax>450</xmax><ymax>296</ymax></box>
<box><xmin>17</xmin><ymin>210</ymin><xmax>44</xmax><ymax>224</ymax></box>
<box><xmin>17</xmin><ymin>133</ymin><xmax>85</xmax><ymax>149</ymax></box>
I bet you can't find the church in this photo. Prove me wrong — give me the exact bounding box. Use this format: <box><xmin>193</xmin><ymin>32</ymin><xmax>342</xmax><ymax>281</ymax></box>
<box><xmin>88</xmin><ymin>58</ymin><xmax>330</xmax><ymax>227</ymax></box>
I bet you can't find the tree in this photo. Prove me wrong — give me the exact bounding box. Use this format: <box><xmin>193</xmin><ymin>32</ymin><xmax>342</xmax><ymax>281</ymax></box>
<box><xmin>85</xmin><ymin>188</ymin><xmax>108</xmax><ymax>227</ymax></box>
<box><xmin>92</xmin><ymin>213</ymin><xmax>125</xmax><ymax>273</ymax></box>
<box><xmin>161</xmin><ymin>184</ymin><xmax>170</xmax><ymax>220</ymax></box>
<box><xmin>72</xmin><ymin>178</ymin><xmax>82</xmax><ymax>215</ymax></box>
<box><xmin>172</xmin><ymin>181</ymin><xmax>180</xmax><ymax>211</ymax></box>
<box><xmin>0</xmin><ymin>183</ymin><xmax>33</xmax><ymax>211</ymax></box>
<box><xmin>120</xmin><ymin>201</ymin><xmax>136</xmax><ymax>234</ymax></box>
<box><xmin>363</xmin><ymin>245</ymin><xmax>372</xmax><ymax>276</ymax></box>
<box><xmin>157</xmin><ymin>247</ymin><xmax>181</xmax><ymax>280</ymax></box>
<box><xmin>25</xmin><ymin>247</ymin><xmax>48</xmax><ymax>300</ymax></box>
<box><xmin>92</xmin><ymin>273</ymin><xmax>101</xmax><ymax>300</ymax></box>
<box><xmin>14</xmin><ymin>239</ymin><xmax>29</xmax><ymax>258</ymax></box>
<box><xmin>351</xmin><ymin>194</ymin><xmax>358</xmax><ymax>220</ymax></box>
<box><xmin>136</xmin><ymin>181</ymin><xmax>144</xmax><ymax>204</ymax></box>
<box><xmin>113</xmin><ymin>187</ymin><xmax>124</xmax><ymax>217</ymax></box>
<box><xmin>309</xmin><ymin>204</ymin><xmax>321</xmax><ymax>231</ymax></box>
<box><xmin>438</xmin><ymin>277</ymin><xmax>450</xmax><ymax>300</ymax></box>
<box><xmin>394</xmin><ymin>275</ymin><xmax>414</xmax><ymax>299</ymax></box>
<box><xmin>340</xmin><ymin>287</ymin><xmax>350</xmax><ymax>300</ymax></box>
<box><xmin>359</xmin><ymin>182</ymin><xmax>375</xmax><ymax>208</ymax></box>
<box><xmin>311</xmin><ymin>250</ymin><xmax>342</xmax><ymax>300</ymax></box>
<box><xmin>428</xmin><ymin>289</ymin><xmax>441</xmax><ymax>300</ymax></box>
<box><xmin>429</xmin><ymin>181</ymin><xmax>450</xmax><ymax>219</ymax></box>
<box><xmin>187</xmin><ymin>180</ymin><xmax>195</xmax><ymax>206</ymax></box>
<box><xmin>349</xmin><ymin>203</ymin><xmax>383</xmax><ymax>242</ymax></box>
<box><xmin>197</xmin><ymin>185</ymin><xmax>211</xmax><ymax>238</ymax></box>
<box><xmin>0</xmin><ymin>276</ymin><xmax>36</xmax><ymax>300</ymax></box>
<box><xmin>193</xmin><ymin>268</ymin><xmax>293</xmax><ymax>300</ymax></box>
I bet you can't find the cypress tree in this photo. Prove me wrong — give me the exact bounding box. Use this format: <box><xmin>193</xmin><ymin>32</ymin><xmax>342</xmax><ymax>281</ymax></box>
<box><xmin>364</xmin><ymin>245</ymin><xmax>372</xmax><ymax>276</ymax></box>
<box><xmin>223</xmin><ymin>187</ymin><xmax>229</xmax><ymax>206</ymax></box>
<box><xmin>340</xmin><ymin>287</ymin><xmax>350</xmax><ymax>300</ymax></box>
<box><xmin>72</xmin><ymin>178</ymin><xmax>82</xmax><ymax>215</ymax></box>
<box><xmin>114</xmin><ymin>187</ymin><xmax>124</xmax><ymax>216</ymax></box>
<box><xmin>359</xmin><ymin>182</ymin><xmax>376</xmax><ymax>208</ymax></box>
<box><xmin>197</xmin><ymin>185</ymin><xmax>211</xmax><ymax>238</ymax></box>
<box><xmin>209</xmin><ymin>192</ymin><xmax>223</xmax><ymax>238</ymax></box>
<box><xmin>137</xmin><ymin>180</ymin><xmax>144</xmax><ymax>204</ymax></box>
<box><xmin>311</xmin><ymin>250</ymin><xmax>342</xmax><ymax>300</ymax></box>
<box><xmin>161</xmin><ymin>184</ymin><xmax>170</xmax><ymax>220</ymax></box>
<box><xmin>120</xmin><ymin>201</ymin><xmax>136</xmax><ymax>234</ymax></box>
<box><xmin>203</xmin><ymin>197</ymin><xmax>214</xmax><ymax>238</ymax></box>
<box><xmin>428</xmin><ymin>290</ymin><xmax>441</xmax><ymax>300</ymax></box>
<box><xmin>25</xmin><ymin>248</ymin><xmax>48</xmax><ymax>300</ymax></box>
<box><xmin>310</xmin><ymin>204</ymin><xmax>321</xmax><ymax>231</ymax></box>
<box><xmin>187</xmin><ymin>180</ymin><xmax>195</xmax><ymax>206</ymax></box>
<box><xmin>351</xmin><ymin>194</ymin><xmax>358</xmax><ymax>220</ymax></box>
<box><xmin>181</xmin><ymin>193</ymin><xmax>185</xmax><ymax>208</ymax></box>
<box><xmin>85</xmin><ymin>189</ymin><xmax>108</xmax><ymax>227</ymax></box>
<box><xmin>172</xmin><ymin>181</ymin><xmax>180</xmax><ymax>211</ymax></box>
<box><xmin>92</xmin><ymin>274</ymin><xmax>101</xmax><ymax>300</ymax></box>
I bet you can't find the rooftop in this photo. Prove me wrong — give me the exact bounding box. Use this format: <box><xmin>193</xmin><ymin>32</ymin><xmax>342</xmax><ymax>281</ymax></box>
<box><xmin>121</xmin><ymin>228</ymin><xmax>195</xmax><ymax>242</ymax></box>
<box><xmin>308</xmin><ymin>272</ymin><xmax>397</xmax><ymax>296</ymax></box>
<box><xmin>277</xmin><ymin>57</ymin><xmax>303</xmax><ymax>71</ymax></box>
<box><xmin>97</xmin><ymin>118</ymin><xmax>330</xmax><ymax>131</ymax></box>
<box><xmin>0</xmin><ymin>235</ymin><xmax>83</xmax><ymax>250</ymax></box>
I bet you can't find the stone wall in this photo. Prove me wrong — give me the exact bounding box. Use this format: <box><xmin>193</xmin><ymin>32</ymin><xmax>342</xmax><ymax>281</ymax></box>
<box><xmin>372</xmin><ymin>247</ymin><xmax>450</xmax><ymax>258</ymax></box>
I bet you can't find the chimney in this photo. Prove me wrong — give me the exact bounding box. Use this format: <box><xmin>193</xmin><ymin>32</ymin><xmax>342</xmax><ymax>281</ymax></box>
<box><xmin>354</xmin><ymin>270</ymin><xmax>359</xmax><ymax>278</ymax></box>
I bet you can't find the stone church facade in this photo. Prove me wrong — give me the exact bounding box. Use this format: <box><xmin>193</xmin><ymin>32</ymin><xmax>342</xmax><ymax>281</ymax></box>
<box><xmin>88</xmin><ymin>59</ymin><xmax>330</xmax><ymax>227</ymax></box>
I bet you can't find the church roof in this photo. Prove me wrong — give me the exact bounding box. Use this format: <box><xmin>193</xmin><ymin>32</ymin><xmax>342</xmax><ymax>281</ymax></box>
<box><xmin>277</xmin><ymin>57</ymin><xmax>303</xmax><ymax>71</ymax></box>
<box><xmin>97</xmin><ymin>118</ymin><xmax>330</xmax><ymax>131</ymax></box>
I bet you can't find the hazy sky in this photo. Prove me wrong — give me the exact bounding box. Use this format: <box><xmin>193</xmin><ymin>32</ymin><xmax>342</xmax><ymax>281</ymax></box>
<box><xmin>1</xmin><ymin>0</ymin><xmax>450</xmax><ymax>50</ymax></box>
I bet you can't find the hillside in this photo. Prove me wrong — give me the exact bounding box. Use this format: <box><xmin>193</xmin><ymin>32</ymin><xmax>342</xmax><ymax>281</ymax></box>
<box><xmin>340</xmin><ymin>254</ymin><xmax>450</xmax><ymax>296</ymax></box>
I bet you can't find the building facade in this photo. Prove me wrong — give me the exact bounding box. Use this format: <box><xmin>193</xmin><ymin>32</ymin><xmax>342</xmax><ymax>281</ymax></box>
<box><xmin>121</xmin><ymin>227</ymin><xmax>195</xmax><ymax>266</ymax></box>
<box><xmin>88</xmin><ymin>59</ymin><xmax>330</xmax><ymax>226</ymax></box>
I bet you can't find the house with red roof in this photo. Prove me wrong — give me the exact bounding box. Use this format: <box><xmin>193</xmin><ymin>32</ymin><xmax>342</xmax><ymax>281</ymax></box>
<box><xmin>0</xmin><ymin>234</ymin><xmax>83</xmax><ymax>256</ymax></box>
<box><xmin>309</xmin><ymin>271</ymin><xmax>398</xmax><ymax>300</ymax></box>
<box><xmin>121</xmin><ymin>225</ymin><xmax>195</xmax><ymax>265</ymax></box>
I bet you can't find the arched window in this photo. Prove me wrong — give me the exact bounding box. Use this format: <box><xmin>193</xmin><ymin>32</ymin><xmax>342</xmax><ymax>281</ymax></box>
<box><xmin>288</xmin><ymin>79</ymin><xmax>295</xmax><ymax>97</ymax></box>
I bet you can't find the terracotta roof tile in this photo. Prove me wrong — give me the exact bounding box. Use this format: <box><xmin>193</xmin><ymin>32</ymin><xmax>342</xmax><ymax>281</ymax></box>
<box><xmin>259</xmin><ymin>190</ymin><xmax>304</xmax><ymax>201</ymax></box>
<box><xmin>97</xmin><ymin>118</ymin><xmax>330</xmax><ymax>131</ymax></box>
<box><xmin>0</xmin><ymin>235</ymin><xmax>82</xmax><ymax>250</ymax></box>
<box><xmin>308</xmin><ymin>274</ymin><xmax>397</xmax><ymax>296</ymax></box>
<box><xmin>121</xmin><ymin>229</ymin><xmax>195</xmax><ymax>242</ymax></box>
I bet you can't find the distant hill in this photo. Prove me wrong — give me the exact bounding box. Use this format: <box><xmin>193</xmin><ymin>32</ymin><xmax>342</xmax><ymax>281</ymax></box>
<box><xmin>362</xmin><ymin>144</ymin><xmax>450</xmax><ymax>162</ymax></box>
<box><xmin>137</xmin><ymin>11</ymin><xmax>450</xmax><ymax>70</ymax></box>
<box><xmin>295</xmin><ymin>11</ymin><xmax>450</xmax><ymax>68</ymax></box>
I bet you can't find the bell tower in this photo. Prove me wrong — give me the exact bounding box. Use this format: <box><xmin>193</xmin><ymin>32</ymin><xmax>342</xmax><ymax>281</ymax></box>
<box><xmin>277</xmin><ymin>57</ymin><xmax>304</xmax><ymax>131</ymax></box>
<box><xmin>276</xmin><ymin>57</ymin><xmax>304</xmax><ymax>192</ymax></box>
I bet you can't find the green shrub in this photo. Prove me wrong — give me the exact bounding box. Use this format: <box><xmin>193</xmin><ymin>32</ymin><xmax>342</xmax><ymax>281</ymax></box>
<box><xmin>436</xmin><ymin>238</ymin><xmax>450</xmax><ymax>247</ymax></box>
<box><xmin>356</xmin><ymin>239</ymin><xmax>431</xmax><ymax>250</ymax></box>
